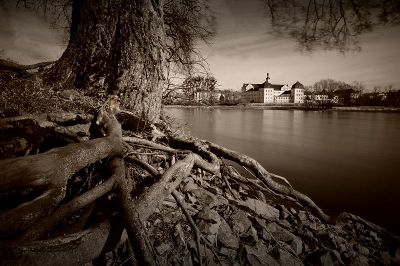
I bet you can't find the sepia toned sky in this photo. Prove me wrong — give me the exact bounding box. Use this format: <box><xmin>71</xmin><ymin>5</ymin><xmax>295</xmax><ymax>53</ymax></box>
<box><xmin>1</xmin><ymin>0</ymin><xmax>400</xmax><ymax>91</ymax></box>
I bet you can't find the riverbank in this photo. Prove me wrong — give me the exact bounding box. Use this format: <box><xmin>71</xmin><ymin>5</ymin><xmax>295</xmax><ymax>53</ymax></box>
<box><xmin>164</xmin><ymin>105</ymin><xmax>400</xmax><ymax>112</ymax></box>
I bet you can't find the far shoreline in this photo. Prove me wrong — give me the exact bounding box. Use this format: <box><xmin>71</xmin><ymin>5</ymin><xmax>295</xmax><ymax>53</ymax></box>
<box><xmin>163</xmin><ymin>104</ymin><xmax>400</xmax><ymax>113</ymax></box>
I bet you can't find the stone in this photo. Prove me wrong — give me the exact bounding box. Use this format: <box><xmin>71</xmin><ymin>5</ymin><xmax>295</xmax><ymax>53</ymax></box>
<box><xmin>317</xmin><ymin>251</ymin><xmax>334</xmax><ymax>266</ymax></box>
<box><xmin>155</xmin><ymin>242</ymin><xmax>172</xmax><ymax>256</ymax></box>
<box><xmin>244</xmin><ymin>243</ymin><xmax>279</xmax><ymax>266</ymax></box>
<box><xmin>277</xmin><ymin>219</ymin><xmax>292</xmax><ymax>229</ymax></box>
<box><xmin>278</xmin><ymin>204</ymin><xmax>291</xmax><ymax>219</ymax></box>
<box><xmin>380</xmin><ymin>251</ymin><xmax>391</xmax><ymax>265</ymax></box>
<box><xmin>220</xmin><ymin>247</ymin><xmax>237</xmax><ymax>259</ymax></box>
<box><xmin>196</xmin><ymin>207</ymin><xmax>221</xmax><ymax>235</ymax></box>
<box><xmin>230</xmin><ymin>209</ymin><xmax>252</xmax><ymax>235</ymax></box>
<box><xmin>331</xmin><ymin>250</ymin><xmax>345</xmax><ymax>265</ymax></box>
<box><xmin>253</xmin><ymin>216</ymin><xmax>268</xmax><ymax>230</ymax></box>
<box><xmin>237</xmin><ymin>198</ymin><xmax>280</xmax><ymax>220</ymax></box>
<box><xmin>218</xmin><ymin>218</ymin><xmax>240</xmax><ymax>249</ymax></box>
<box><xmin>264</xmin><ymin>222</ymin><xmax>303</xmax><ymax>255</ymax></box>
<box><xmin>183</xmin><ymin>179</ymin><xmax>199</xmax><ymax>192</ymax></box>
<box><xmin>191</xmin><ymin>188</ymin><xmax>228</xmax><ymax>208</ymax></box>
<box><xmin>273</xmin><ymin>247</ymin><xmax>303</xmax><ymax>266</ymax></box>
<box><xmin>297</xmin><ymin>210</ymin><xmax>308</xmax><ymax>222</ymax></box>
<box><xmin>241</xmin><ymin>226</ymin><xmax>259</xmax><ymax>244</ymax></box>
<box><xmin>354</xmin><ymin>244</ymin><xmax>370</xmax><ymax>256</ymax></box>
<box><xmin>290</xmin><ymin>208</ymin><xmax>297</xmax><ymax>214</ymax></box>
<box><xmin>368</xmin><ymin>230</ymin><xmax>381</xmax><ymax>243</ymax></box>
<box><xmin>332</xmin><ymin>236</ymin><xmax>346</xmax><ymax>250</ymax></box>
<box><xmin>349</xmin><ymin>254</ymin><xmax>369</xmax><ymax>266</ymax></box>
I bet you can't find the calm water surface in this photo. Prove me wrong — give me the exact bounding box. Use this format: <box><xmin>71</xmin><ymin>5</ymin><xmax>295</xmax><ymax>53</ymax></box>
<box><xmin>165</xmin><ymin>107</ymin><xmax>400</xmax><ymax>234</ymax></box>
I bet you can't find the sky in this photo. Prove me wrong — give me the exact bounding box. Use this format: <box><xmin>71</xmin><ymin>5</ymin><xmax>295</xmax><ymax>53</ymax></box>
<box><xmin>204</xmin><ymin>0</ymin><xmax>400</xmax><ymax>91</ymax></box>
<box><xmin>1</xmin><ymin>0</ymin><xmax>400</xmax><ymax>91</ymax></box>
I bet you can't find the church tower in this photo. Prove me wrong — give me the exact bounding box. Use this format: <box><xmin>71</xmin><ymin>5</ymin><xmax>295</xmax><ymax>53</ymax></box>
<box><xmin>266</xmin><ymin>73</ymin><xmax>270</xmax><ymax>85</ymax></box>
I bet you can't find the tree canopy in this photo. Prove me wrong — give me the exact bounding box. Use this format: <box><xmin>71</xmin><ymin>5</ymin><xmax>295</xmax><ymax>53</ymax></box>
<box><xmin>264</xmin><ymin>0</ymin><xmax>400</xmax><ymax>52</ymax></box>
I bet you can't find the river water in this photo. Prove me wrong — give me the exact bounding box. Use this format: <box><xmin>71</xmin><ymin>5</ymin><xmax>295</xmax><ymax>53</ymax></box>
<box><xmin>165</xmin><ymin>107</ymin><xmax>400</xmax><ymax>234</ymax></box>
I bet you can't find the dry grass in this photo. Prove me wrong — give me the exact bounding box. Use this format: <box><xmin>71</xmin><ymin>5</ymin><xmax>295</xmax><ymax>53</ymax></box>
<box><xmin>0</xmin><ymin>71</ymin><xmax>101</xmax><ymax>117</ymax></box>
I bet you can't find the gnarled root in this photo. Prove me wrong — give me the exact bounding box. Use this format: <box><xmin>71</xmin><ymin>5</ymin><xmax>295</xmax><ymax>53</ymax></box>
<box><xmin>2</xmin><ymin>109</ymin><xmax>397</xmax><ymax>266</ymax></box>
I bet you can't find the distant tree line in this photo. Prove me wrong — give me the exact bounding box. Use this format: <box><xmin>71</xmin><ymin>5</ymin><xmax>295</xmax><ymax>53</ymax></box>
<box><xmin>307</xmin><ymin>79</ymin><xmax>400</xmax><ymax>107</ymax></box>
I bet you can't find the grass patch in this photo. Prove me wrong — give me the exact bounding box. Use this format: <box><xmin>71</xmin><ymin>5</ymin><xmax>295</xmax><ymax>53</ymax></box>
<box><xmin>0</xmin><ymin>71</ymin><xmax>101</xmax><ymax>117</ymax></box>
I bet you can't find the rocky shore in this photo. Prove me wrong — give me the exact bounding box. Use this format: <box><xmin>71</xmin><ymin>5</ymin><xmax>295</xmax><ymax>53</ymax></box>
<box><xmin>142</xmin><ymin>170</ymin><xmax>400</xmax><ymax>265</ymax></box>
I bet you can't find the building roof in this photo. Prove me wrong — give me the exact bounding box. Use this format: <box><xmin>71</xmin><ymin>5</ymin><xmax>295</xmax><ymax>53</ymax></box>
<box><xmin>291</xmin><ymin>81</ymin><xmax>304</xmax><ymax>89</ymax></box>
<box><xmin>276</xmin><ymin>91</ymin><xmax>291</xmax><ymax>97</ymax></box>
<box><xmin>244</xmin><ymin>83</ymin><xmax>286</xmax><ymax>92</ymax></box>
<box><xmin>264</xmin><ymin>82</ymin><xmax>286</xmax><ymax>90</ymax></box>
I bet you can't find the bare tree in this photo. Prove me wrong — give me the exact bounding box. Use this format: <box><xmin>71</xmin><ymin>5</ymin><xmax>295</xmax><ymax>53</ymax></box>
<box><xmin>264</xmin><ymin>0</ymin><xmax>400</xmax><ymax>52</ymax></box>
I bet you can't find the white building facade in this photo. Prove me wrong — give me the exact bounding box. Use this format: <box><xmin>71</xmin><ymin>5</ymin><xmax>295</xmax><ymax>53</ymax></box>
<box><xmin>242</xmin><ymin>74</ymin><xmax>305</xmax><ymax>104</ymax></box>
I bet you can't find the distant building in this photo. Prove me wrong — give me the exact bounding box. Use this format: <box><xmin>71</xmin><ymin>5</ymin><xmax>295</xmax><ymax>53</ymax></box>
<box><xmin>291</xmin><ymin>81</ymin><xmax>305</xmax><ymax>104</ymax></box>
<box><xmin>242</xmin><ymin>73</ymin><xmax>304</xmax><ymax>104</ymax></box>
<box><xmin>275</xmin><ymin>90</ymin><xmax>291</xmax><ymax>103</ymax></box>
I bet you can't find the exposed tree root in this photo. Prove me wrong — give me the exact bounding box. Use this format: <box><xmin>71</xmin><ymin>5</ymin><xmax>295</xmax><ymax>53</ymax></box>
<box><xmin>203</xmin><ymin>139</ymin><xmax>332</xmax><ymax>223</ymax></box>
<box><xmin>0</xmin><ymin>221</ymin><xmax>111</xmax><ymax>266</ymax></box>
<box><xmin>1</xmin><ymin>106</ymin><xmax>398</xmax><ymax>265</ymax></box>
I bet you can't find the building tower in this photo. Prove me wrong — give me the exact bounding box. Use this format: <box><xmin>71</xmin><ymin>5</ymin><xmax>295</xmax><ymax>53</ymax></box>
<box><xmin>266</xmin><ymin>73</ymin><xmax>270</xmax><ymax>85</ymax></box>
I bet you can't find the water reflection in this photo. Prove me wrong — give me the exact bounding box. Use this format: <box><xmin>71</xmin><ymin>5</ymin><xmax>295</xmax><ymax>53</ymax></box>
<box><xmin>166</xmin><ymin>107</ymin><xmax>400</xmax><ymax>234</ymax></box>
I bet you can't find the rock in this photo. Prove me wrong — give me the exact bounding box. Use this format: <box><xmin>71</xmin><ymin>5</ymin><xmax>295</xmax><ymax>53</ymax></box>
<box><xmin>220</xmin><ymin>247</ymin><xmax>237</xmax><ymax>259</ymax></box>
<box><xmin>236</xmin><ymin>198</ymin><xmax>280</xmax><ymax>220</ymax></box>
<box><xmin>196</xmin><ymin>207</ymin><xmax>221</xmax><ymax>235</ymax></box>
<box><xmin>278</xmin><ymin>204</ymin><xmax>291</xmax><ymax>219</ymax></box>
<box><xmin>277</xmin><ymin>219</ymin><xmax>292</xmax><ymax>230</ymax></box>
<box><xmin>183</xmin><ymin>179</ymin><xmax>199</xmax><ymax>192</ymax></box>
<box><xmin>331</xmin><ymin>250</ymin><xmax>345</xmax><ymax>265</ymax></box>
<box><xmin>354</xmin><ymin>244</ymin><xmax>369</xmax><ymax>256</ymax></box>
<box><xmin>396</xmin><ymin>248</ymin><xmax>400</xmax><ymax>265</ymax></box>
<box><xmin>281</xmin><ymin>211</ymin><xmax>290</xmax><ymax>219</ymax></box>
<box><xmin>244</xmin><ymin>243</ymin><xmax>279</xmax><ymax>266</ymax></box>
<box><xmin>252</xmin><ymin>216</ymin><xmax>268</xmax><ymax>230</ymax></box>
<box><xmin>297</xmin><ymin>210</ymin><xmax>308</xmax><ymax>222</ymax></box>
<box><xmin>380</xmin><ymin>251</ymin><xmax>391</xmax><ymax>264</ymax></box>
<box><xmin>230</xmin><ymin>209</ymin><xmax>252</xmax><ymax>235</ymax></box>
<box><xmin>241</xmin><ymin>226</ymin><xmax>258</xmax><ymax>244</ymax></box>
<box><xmin>332</xmin><ymin>236</ymin><xmax>347</xmax><ymax>251</ymax></box>
<box><xmin>190</xmin><ymin>188</ymin><xmax>228</xmax><ymax>208</ymax></box>
<box><xmin>368</xmin><ymin>230</ymin><xmax>381</xmax><ymax>243</ymax></box>
<box><xmin>265</xmin><ymin>223</ymin><xmax>303</xmax><ymax>255</ymax></box>
<box><xmin>289</xmin><ymin>236</ymin><xmax>303</xmax><ymax>255</ymax></box>
<box><xmin>273</xmin><ymin>247</ymin><xmax>303</xmax><ymax>266</ymax></box>
<box><xmin>155</xmin><ymin>242</ymin><xmax>172</xmax><ymax>256</ymax></box>
<box><xmin>218</xmin><ymin>218</ymin><xmax>239</xmax><ymax>249</ymax></box>
<box><xmin>349</xmin><ymin>254</ymin><xmax>369</xmax><ymax>266</ymax></box>
<box><xmin>204</xmin><ymin>234</ymin><xmax>217</xmax><ymax>245</ymax></box>
<box><xmin>317</xmin><ymin>251</ymin><xmax>334</xmax><ymax>266</ymax></box>
<box><xmin>290</xmin><ymin>208</ymin><xmax>297</xmax><ymax>215</ymax></box>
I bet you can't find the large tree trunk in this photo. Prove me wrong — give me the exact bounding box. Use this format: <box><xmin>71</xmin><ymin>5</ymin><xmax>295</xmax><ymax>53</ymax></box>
<box><xmin>44</xmin><ymin>0</ymin><xmax>166</xmax><ymax>122</ymax></box>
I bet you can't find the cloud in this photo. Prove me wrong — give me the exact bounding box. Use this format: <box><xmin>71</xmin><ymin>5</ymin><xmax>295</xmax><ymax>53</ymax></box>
<box><xmin>203</xmin><ymin>0</ymin><xmax>400</xmax><ymax>90</ymax></box>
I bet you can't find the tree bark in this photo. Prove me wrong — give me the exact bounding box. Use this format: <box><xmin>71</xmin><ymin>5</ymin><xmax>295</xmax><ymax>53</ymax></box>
<box><xmin>44</xmin><ymin>0</ymin><xmax>166</xmax><ymax>122</ymax></box>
